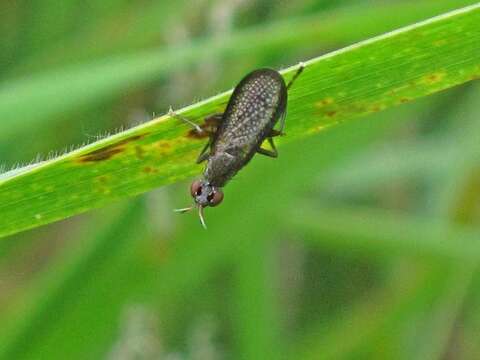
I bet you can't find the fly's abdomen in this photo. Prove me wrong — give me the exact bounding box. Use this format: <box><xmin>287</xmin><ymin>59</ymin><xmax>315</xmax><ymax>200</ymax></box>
<box><xmin>216</xmin><ymin>69</ymin><xmax>287</xmax><ymax>152</ymax></box>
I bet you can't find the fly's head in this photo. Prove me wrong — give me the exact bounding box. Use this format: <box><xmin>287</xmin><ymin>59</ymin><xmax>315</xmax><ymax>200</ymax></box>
<box><xmin>190</xmin><ymin>180</ymin><xmax>224</xmax><ymax>208</ymax></box>
<box><xmin>174</xmin><ymin>179</ymin><xmax>224</xmax><ymax>229</ymax></box>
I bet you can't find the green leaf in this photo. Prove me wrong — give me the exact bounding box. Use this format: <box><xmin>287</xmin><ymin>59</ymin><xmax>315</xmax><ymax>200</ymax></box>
<box><xmin>1</xmin><ymin>4</ymin><xmax>479</xmax><ymax>239</ymax></box>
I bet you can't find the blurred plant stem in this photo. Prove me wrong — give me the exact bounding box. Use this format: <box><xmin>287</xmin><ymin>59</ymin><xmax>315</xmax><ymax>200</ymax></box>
<box><xmin>286</xmin><ymin>78</ymin><xmax>480</xmax><ymax>360</ymax></box>
<box><xmin>415</xmin><ymin>85</ymin><xmax>480</xmax><ymax>360</ymax></box>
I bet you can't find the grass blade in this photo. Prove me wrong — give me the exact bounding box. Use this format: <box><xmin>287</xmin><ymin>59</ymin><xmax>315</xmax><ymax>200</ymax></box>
<box><xmin>0</xmin><ymin>4</ymin><xmax>479</xmax><ymax>238</ymax></box>
<box><xmin>288</xmin><ymin>205</ymin><xmax>480</xmax><ymax>261</ymax></box>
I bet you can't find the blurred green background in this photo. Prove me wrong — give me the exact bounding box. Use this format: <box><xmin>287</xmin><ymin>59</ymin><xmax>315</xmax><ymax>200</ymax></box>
<box><xmin>1</xmin><ymin>0</ymin><xmax>480</xmax><ymax>359</ymax></box>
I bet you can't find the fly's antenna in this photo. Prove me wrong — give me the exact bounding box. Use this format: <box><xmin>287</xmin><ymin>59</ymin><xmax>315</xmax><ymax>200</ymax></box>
<box><xmin>174</xmin><ymin>207</ymin><xmax>193</xmax><ymax>213</ymax></box>
<box><xmin>174</xmin><ymin>205</ymin><xmax>207</xmax><ymax>229</ymax></box>
<box><xmin>198</xmin><ymin>206</ymin><xmax>207</xmax><ymax>229</ymax></box>
<box><xmin>286</xmin><ymin>62</ymin><xmax>305</xmax><ymax>90</ymax></box>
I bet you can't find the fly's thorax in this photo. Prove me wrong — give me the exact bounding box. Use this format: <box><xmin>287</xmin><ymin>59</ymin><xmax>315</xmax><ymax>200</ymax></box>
<box><xmin>204</xmin><ymin>151</ymin><xmax>242</xmax><ymax>187</ymax></box>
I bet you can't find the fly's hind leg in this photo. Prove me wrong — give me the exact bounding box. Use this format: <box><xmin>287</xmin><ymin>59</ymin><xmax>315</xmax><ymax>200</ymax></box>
<box><xmin>257</xmin><ymin>137</ymin><xmax>278</xmax><ymax>158</ymax></box>
<box><xmin>274</xmin><ymin>111</ymin><xmax>287</xmax><ymax>135</ymax></box>
<box><xmin>286</xmin><ymin>62</ymin><xmax>305</xmax><ymax>90</ymax></box>
<box><xmin>275</xmin><ymin>63</ymin><xmax>305</xmax><ymax>134</ymax></box>
<box><xmin>169</xmin><ymin>108</ymin><xmax>224</xmax><ymax>163</ymax></box>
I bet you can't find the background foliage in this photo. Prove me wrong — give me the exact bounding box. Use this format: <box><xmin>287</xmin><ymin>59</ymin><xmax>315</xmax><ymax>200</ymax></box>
<box><xmin>0</xmin><ymin>1</ymin><xmax>479</xmax><ymax>359</ymax></box>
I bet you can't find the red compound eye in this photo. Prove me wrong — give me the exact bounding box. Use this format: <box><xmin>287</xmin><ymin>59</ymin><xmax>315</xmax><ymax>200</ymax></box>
<box><xmin>190</xmin><ymin>180</ymin><xmax>203</xmax><ymax>197</ymax></box>
<box><xmin>208</xmin><ymin>189</ymin><xmax>224</xmax><ymax>207</ymax></box>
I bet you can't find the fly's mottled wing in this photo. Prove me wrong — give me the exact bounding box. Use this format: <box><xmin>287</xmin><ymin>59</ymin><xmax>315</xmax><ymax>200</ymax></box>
<box><xmin>205</xmin><ymin>68</ymin><xmax>288</xmax><ymax>187</ymax></box>
<box><xmin>213</xmin><ymin>69</ymin><xmax>287</xmax><ymax>155</ymax></box>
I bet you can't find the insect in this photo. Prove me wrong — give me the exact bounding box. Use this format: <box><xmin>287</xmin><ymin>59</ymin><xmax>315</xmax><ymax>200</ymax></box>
<box><xmin>172</xmin><ymin>64</ymin><xmax>304</xmax><ymax>228</ymax></box>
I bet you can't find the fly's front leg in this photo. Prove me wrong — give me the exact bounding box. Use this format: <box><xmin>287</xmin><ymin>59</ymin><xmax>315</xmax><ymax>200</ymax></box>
<box><xmin>196</xmin><ymin>141</ymin><xmax>211</xmax><ymax>163</ymax></box>
<box><xmin>168</xmin><ymin>107</ymin><xmax>205</xmax><ymax>134</ymax></box>
<box><xmin>169</xmin><ymin>108</ymin><xmax>223</xmax><ymax>135</ymax></box>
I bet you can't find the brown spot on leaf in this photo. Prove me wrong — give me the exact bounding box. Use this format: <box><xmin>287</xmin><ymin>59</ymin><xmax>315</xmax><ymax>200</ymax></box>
<box><xmin>143</xmin><ymin>166</ymin><xmax>157</xmax><ymax>174</ymax></box>
<box><xmin>103</xmin><ymin>134</ymin><xmax>148</xmax><ymax>148</ymax></box>
<box><xmin>424</xmin><ymin>72</ymin><xmax>445</xmax><ymax>84</ymax></box>
<box><xmin>187</xmin><ymin>129</ymin><xmax>209</xmax><ymax>139</ymax></box>
<box><xmin>116</xmin><ymin>134</ymin><xmax>148</xmax><ymax>146</ymax></box>
<box><xmin>326</xmin><ymin>111</ymin><xmax>337</xmax><ymax>117</ymax></box>
<box><xmin>156</xmin><ymin>141</ymin><xmax>171</xmax><ymax>149</ymax></box>
<box><xmin>77</xmin><ymin>133</ymin><xmax>147</xmax><ymax>163</ymax></box>
<box><xmin>316</xmin><ymin>98</ymin><xmax>334</xmax><ymax>107</ymax></box>
<box><xmin>135</xmin><ymin>145</ymin><xmax>146</xmax><ymax>159</ymax></box>
<box><xmin>387</xmin><ymin>84</ymin><xmax>411</xmax><ymax>96</ymax></box>
<box><xmin>78</xmin><ymin>147</ymin><xmax>124</xmax><ymax>162</ymax></box>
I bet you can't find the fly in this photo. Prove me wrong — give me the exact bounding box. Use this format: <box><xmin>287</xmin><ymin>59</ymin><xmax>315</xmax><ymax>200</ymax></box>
<box><xmin>172</xmin><ymin>63</ymin><xmax>304</xmax><ymax>228</ymax></box>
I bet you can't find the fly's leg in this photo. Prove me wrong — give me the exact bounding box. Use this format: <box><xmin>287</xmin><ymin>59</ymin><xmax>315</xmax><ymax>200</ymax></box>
<box><xmin>168</xmin><ymin>107</ymin><xmax>204</xmax><ymax>134</ymax></box>
<box><xmin>195</xmin><ymin>113</ymin><xmax>224</xmax><ymax>163</ymax></box>
<box><xmin>257</xmin><ymin>137</ymin><xmax>278</xmax><ymax>158</ymax></box>
<box><xmin>269</xmin><ymin>128</ymin><xmax>284</xmax><ymax>138</ymax></box>
<box><xmin>257</xmin><ymin>128</ymin><xmax>283</xmax><ymax>157</ymax></box>
<box><xmin>203</xmin><ymin>113</ymin><xmax>223</xmax><ymax>133</ymax></box>
<box><xmin>275</xmin><ymin>63</ymin><xmax>305</xmax><ymax>134</ymax></box>
<box><xmin>197</xmin><ymin>141</ymin><xmax>211</xmax><ymax>163</ymax></box>
<box><xmin>169</xmin><ymin>108</ymin><xmax>223</xmax><ymax>135</ymax></box>
<box><xmin>169</xmin><ymin>108</ymin><xmax>224</xmax><ymax>163</ymax></box>
<box><xmin>276</xmin><ymin>111</ymin><xmax>287</xmax><ymax>135</ymax></box>
<box><xmin>286</xmin><ymin>62</ymin><xmax>305</xmax><ymax>90</ymax></box>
